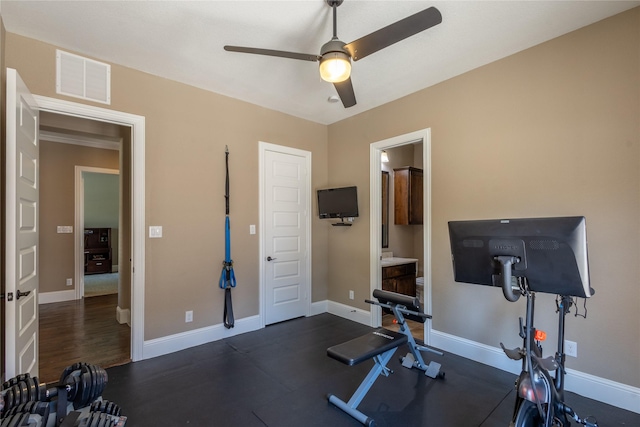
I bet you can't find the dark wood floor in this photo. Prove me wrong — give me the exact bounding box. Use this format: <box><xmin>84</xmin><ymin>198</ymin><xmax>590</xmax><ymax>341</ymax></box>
<box><xmin>39</xmin><ymin>293</ymin><xmax>131</xmax><ymax>384</ymax></box>
<box><xmin>103</xmin><ymin>313</ymin><xmax>640</xmax><ymax>427</ymax></box>
<box><xmin>382</xmin><ymin>313</ymin><xmax>423</xmax><ymax>339</ymax></box>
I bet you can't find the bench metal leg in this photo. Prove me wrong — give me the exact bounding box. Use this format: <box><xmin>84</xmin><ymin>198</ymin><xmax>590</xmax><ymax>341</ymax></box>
<box><xmin>399</xmin><ymin>323</ymin><xmax>444</xmax><ymax>378</ymax></box>
<box><xmin>327</xmin><ymin>347</ymin><xmax>398</xmax><ymax>426</ymax></box>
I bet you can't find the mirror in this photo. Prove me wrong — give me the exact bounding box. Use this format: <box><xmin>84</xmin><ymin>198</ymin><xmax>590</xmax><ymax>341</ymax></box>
<box><xmin>382</xmin><ymin>171</ymin><xmax>389</xmax><ymax>248</ymax></box>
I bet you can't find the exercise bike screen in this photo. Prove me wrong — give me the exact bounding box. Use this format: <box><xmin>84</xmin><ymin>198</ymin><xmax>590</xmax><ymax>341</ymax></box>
<box><xmin>448</xmin><ymin>216</ymin><xmax>592</xmax><ymax>298</ymax></box>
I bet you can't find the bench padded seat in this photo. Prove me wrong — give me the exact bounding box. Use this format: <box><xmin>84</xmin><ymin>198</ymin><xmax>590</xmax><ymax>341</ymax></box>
<box><xmin>327</xmin><ymin>328</ymin><xmax>408</xmax><ymax>366</ymax></box>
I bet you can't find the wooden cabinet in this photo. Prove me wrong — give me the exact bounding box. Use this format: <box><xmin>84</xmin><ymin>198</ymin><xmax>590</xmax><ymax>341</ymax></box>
<box><xmin>382</xmin><ymin>262</ymin><xmax>416</xmax><ymax>296</ymax></box>
<box><xmin>84</xmin><ymin>228</ymin><xmax>112</xmax><ymax>274</ymax></box>
<box><xmin>393</xmin><ymin>167</ymin><xmax>423</xmax><ymax>225</ymax></box>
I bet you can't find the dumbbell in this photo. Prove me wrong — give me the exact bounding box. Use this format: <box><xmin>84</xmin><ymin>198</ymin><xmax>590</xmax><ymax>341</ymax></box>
<box><xmin>1</xmin><ymin>401</ymin><xmax>50</xmax><ymax>423</ymax></box>
<box><xmin>1</xmin><ymin>377</ymin><xmax>46</xmax><ymax>416</ymax></box>
<box><xmin>0</xmin><ymin>400</ymin><xmax>49</xmax><ymax>427</ymax></box>
<box><xmin>89</xmin><ymin>400</ymin><xmax>121</xmax><ymax>417</ymax></box>
<box><xmin>0</xmin><ymin>412</ymin><xmax>30</xmax><ymax>427</ymax></box>
<box><xmin>58</xmin><ymin>363</ymin><xmax>108</xmax><ymax>409</ymax></box>
<box><xmin>77</xmin><ymin>411</ymin><xmax>120</xmax><ymax>427</ymax></box>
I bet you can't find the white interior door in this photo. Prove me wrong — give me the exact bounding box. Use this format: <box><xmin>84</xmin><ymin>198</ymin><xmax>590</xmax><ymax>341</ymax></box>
<box><xmin>262</xmin><ymin>144</ymin><xmax>311</xmax><ymax>325</ymax></box>
<box><xmin>5</xmin><ymin>68</ymin><xmax>40</xmax><ymax>378</ymax></box>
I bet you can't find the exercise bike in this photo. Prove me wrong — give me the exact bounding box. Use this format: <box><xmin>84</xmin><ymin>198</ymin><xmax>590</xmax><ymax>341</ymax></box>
<box><xmin>447</xmin><ymin>216</ymin><xmax>598</xmax><ymax>427</ymax></box>
<box><xmin>497</xmin><ymin>259</ymin><xmax>598</xmax><ymax>427</ymax></box>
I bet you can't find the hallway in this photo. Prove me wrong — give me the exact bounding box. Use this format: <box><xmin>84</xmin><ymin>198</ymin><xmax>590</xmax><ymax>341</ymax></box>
<box><xmin>39</xmin><ymin>293</ymin><xmax>130</xmax><ymax>384</ymax></box>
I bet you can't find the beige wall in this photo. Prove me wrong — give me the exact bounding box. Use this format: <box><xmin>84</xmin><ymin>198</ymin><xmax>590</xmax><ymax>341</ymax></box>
<box><xmin>328</xmin><ymin>8</ymin><xmax>640</xmax><ymax>388</ymax></box>
<box><xmin>39</xmin><ymin>140</ymin><xmax>119</xmax><ymax>293</ymax></box>
<box><xmin>5</xmin><ymin>33</ymin><xmax>329</xmax><ymax>340</ymax></box>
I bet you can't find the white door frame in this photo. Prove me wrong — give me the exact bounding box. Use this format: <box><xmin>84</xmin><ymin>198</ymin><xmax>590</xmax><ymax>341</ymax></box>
<box><xmin>74</xmin><ymin>166</ymin><xmax>119</xmax><ymax>300</ymax></box>
<box><xmin>34</xmin><ymin>95</ymin><xmax>145</xmax><ymax>361</ymax></box>
<box><xmin>369</xmin><ymin>128</ymin><xmax>432</xmax><ymax>343</ymax></box>
<box><xmin>258</xmin><ymin>141</ymin><xmax>312</xmax><ymax>328</ymax></box>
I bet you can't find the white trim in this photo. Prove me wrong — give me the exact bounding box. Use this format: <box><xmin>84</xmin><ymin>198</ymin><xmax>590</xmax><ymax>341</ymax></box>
<box><xmin>327</xmin><ymin>300</ymin><xmax>371</xmax><ymax>326</ymax></box>
<box><xmin>74</xmin><ymin>166</ymin><xmax>119</xmax><ymax>301</ymax></box>
<box><xmin>143</xmin><ymin>315</ymin><xmax>262</xmax><ymax>360</ymax></box>
<box><xmin>34</xmin><ymin>95</ymin><xmax>145</xmax><ymax>362</ymax></box>
<box><xmin>40</xmin><ymin>129</ymin><xmax>120</xmax><ymax>151</ymax></box>
<box><xmin>310</xmin><ymin>300</ymin><xmax>328</xmax><ymax>317</ymax></box>
<box><xmin>369</xmin><ymin>129</ymin><xmax>432</xmax><ymax>343</ymax></box>
<box><xmin>431</xmin><ymin>329</ymin><xmax>640</xmax><ymax>414</ymax></box>
<box><xmin>116</xmin><ymin>306</ymin><xmax>131</xmax><ymax>326</ymax></box>
<box><xmin>39</xmin><ymin>290</ymin><xmax>76</xmax><ymax>305</ymax></box>
<box><xmin>258</xmin><ymin>141</ymin><xmax>312</xmax><ymax>327</ymax></box>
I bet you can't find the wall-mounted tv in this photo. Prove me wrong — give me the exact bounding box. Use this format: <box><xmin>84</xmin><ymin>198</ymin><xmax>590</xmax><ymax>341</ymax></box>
<box><xmin>317</xmin><ymin>186</ymin><xmax>359</xmax><ymax>219</ymax></box>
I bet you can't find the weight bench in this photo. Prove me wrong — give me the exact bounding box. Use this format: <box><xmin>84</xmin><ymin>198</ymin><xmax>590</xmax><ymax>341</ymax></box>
<box><xmin>326</xmin><ymin>289</ymin><xmax>444</xmax><ymax>426</ymax></box>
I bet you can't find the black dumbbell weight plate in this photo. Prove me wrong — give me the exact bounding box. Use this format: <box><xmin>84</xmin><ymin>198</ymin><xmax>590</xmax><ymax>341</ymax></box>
<box><xmin>0</xmin><ymin>412</ymin><xmax>29</xmax><ymax>427</ymax></box>
<box><xmin>5</xmin><ymin>386</ymin><xmax>15</xmax><ymax>412</ymax></box>
<box><xmin>75</xmin><ymin>370</ymin><xmax>92</xmax><ymax>409</ymax></box>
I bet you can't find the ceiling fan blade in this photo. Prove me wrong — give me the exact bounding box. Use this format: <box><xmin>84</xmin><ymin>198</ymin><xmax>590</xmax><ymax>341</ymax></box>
<box><xmin>224</xmin><ymin>46</ymin><xmax>321</xmax><ymax>62</ymax></box>
<box><xmin>343</xmin><ymin>6</ymin><xmax>442</xmax><ymax>61</ymax></box>
<box><xmin>334</xmin><ymin>77</ymin><xmax>356</xmax><ymax>108</ymax></box>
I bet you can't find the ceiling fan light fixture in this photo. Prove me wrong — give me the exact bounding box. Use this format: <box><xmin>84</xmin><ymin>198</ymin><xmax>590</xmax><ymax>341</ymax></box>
<box><xmin>319</xmin><ymin>51</ymin><xmax>351</xmax><ymax>83</ymax></box>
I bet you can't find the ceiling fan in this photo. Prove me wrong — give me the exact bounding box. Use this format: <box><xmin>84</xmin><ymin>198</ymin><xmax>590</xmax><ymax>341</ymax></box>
<box><xmin>224</xmin><ymin>0</ymin><xmax>442</xmax><ymax>108</ymax></box>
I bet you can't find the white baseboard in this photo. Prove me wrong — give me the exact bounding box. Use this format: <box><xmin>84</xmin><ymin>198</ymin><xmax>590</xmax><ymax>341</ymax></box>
<box><xmin>39</xmin><ymin>289</ymin><xmax>76</xmax><ymax>304</ymax></box>
<box><xmin>431</xmin><ymin>329</ymin><xmax>640</xmax><ymax>414</ymax></box>
<box><xmin>310</xmin><ymin>300</ymin><xmax>328</xmax><ymax>316</ymax></box>
<box><xmin>144</xmin><ymin>303</ymin><xmax>329</xmax><ymax>363</ymax></box>
<box><xmin>142</xmin><ymin>315</ymin><xmax>262</xmax><ymax>360</ymax></box>
<box><xmin>327</xmin><ymin>300</ymin><xmax>371</xmax><ymax>326</ymax></box>
<box><xmin>116</xmin><ymin>306</ymin><xmax>130</xmax><ymax>326</ymax></box>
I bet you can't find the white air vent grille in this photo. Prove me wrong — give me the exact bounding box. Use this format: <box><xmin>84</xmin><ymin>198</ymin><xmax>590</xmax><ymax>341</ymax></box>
<box><xmin>56</xmin><ymin>50</ymin><xmax>111</xmax><ymax>104</ymax></box>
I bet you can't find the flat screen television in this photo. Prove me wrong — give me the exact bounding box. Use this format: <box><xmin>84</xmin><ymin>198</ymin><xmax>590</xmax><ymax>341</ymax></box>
<box><xmin>448</xmin><ymin>216</ymin><xmax>592</xmax><ymax>298</ymax></box>
<box><xmin>317</xmin><ymin>186</ymin><xmax>359</xmax><ymax>219</ymax></box>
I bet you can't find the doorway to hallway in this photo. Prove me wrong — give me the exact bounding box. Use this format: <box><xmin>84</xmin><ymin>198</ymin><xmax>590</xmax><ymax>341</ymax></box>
<box><xmin>39</xmin><ymin>294</ymin><xmax>130</xmax><ymax>384</ymax></box>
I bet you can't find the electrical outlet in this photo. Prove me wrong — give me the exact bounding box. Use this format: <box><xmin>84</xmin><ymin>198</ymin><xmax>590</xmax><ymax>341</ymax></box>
<box><xmin>185</xmin><ymin>310</ymin><xmax>193</xmax><ymax>323</ymax></box>
<box><xmin>349</xmin><ymin>290</ymin><xmax>354</xmax><ymax>300</ymax></box>
<box><xmin>66</xmin><ymin>278</ymin><xmax>73</xmax><ymax>286</ymax></box>
<box><xmin>565</xmin><ymin>340</ymin><xmax>577</xmax><ymax>357</ymax></box>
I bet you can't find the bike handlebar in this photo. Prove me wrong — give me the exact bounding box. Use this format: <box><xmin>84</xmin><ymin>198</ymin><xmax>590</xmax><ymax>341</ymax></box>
<box><xmin>495</xmin><ymin>255</ymin><xmax>521</xmax><ymax>302</ymax></box>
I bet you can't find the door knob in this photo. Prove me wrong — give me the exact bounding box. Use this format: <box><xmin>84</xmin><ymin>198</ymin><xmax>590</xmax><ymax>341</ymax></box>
<box><xmin>267</xmin><ymin>256</ymin><xmax>277</xmax><ymax>261</ymax></box>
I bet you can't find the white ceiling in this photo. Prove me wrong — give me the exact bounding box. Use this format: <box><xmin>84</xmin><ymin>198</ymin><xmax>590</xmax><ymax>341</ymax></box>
<box><xmin>2</xmin><ymin>0</ymin><xmax>638</xmax><ymax>125</ymax></box>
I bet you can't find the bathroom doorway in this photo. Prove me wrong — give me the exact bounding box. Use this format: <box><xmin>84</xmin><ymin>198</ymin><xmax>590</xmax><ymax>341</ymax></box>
<box><xmin>369</xmin><ymin>128</ymin><xmax>432</xmax><ymax>344</ymax></box>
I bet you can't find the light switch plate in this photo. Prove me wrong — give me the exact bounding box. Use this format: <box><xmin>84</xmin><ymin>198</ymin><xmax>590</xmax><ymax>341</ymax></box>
<box><xmin>57</xmin><ymin>225</ymin><xmax>73</xmax><ymax>233</ymax></box>
<box><xmin>149</xmin><ymin>226</ymin><xmax>163</xmax><ymax>238</ymax></box>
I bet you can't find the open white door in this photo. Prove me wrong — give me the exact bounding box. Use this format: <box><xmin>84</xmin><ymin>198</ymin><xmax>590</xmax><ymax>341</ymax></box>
<box><xmin>5</xmin><ymin>68</ymin><xmax>40</xmax><ymax>378</ymax></box>
<box><xmin>261</xmin><ymin>143</ymin><xmax>311</xmax><ymax>325</ymax></box>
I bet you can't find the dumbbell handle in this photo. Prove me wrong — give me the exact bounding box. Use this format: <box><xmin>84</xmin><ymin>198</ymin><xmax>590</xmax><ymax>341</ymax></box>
<box><xmin>45</xmin><ymin>384</ymin><xmax>72</xmax><ymax>399</ymax></box>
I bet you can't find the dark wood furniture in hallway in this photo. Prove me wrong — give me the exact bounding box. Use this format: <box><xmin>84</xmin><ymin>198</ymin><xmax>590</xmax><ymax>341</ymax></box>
<box><xmin>39</xmin><ymin>293</ymin><xmax>131</xmax><ymax>384</ymax></box>
<box><xmin>84</xmin><ymin>228</ymin><xmax>113</xmax><ymax>275</ymax></box>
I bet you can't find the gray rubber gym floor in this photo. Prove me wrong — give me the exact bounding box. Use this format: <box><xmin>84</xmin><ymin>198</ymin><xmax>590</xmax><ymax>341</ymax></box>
<box><xmin>103</xmin><ymin>314</ymin><xmax>639</xmax><ymax>426</ymax></box>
